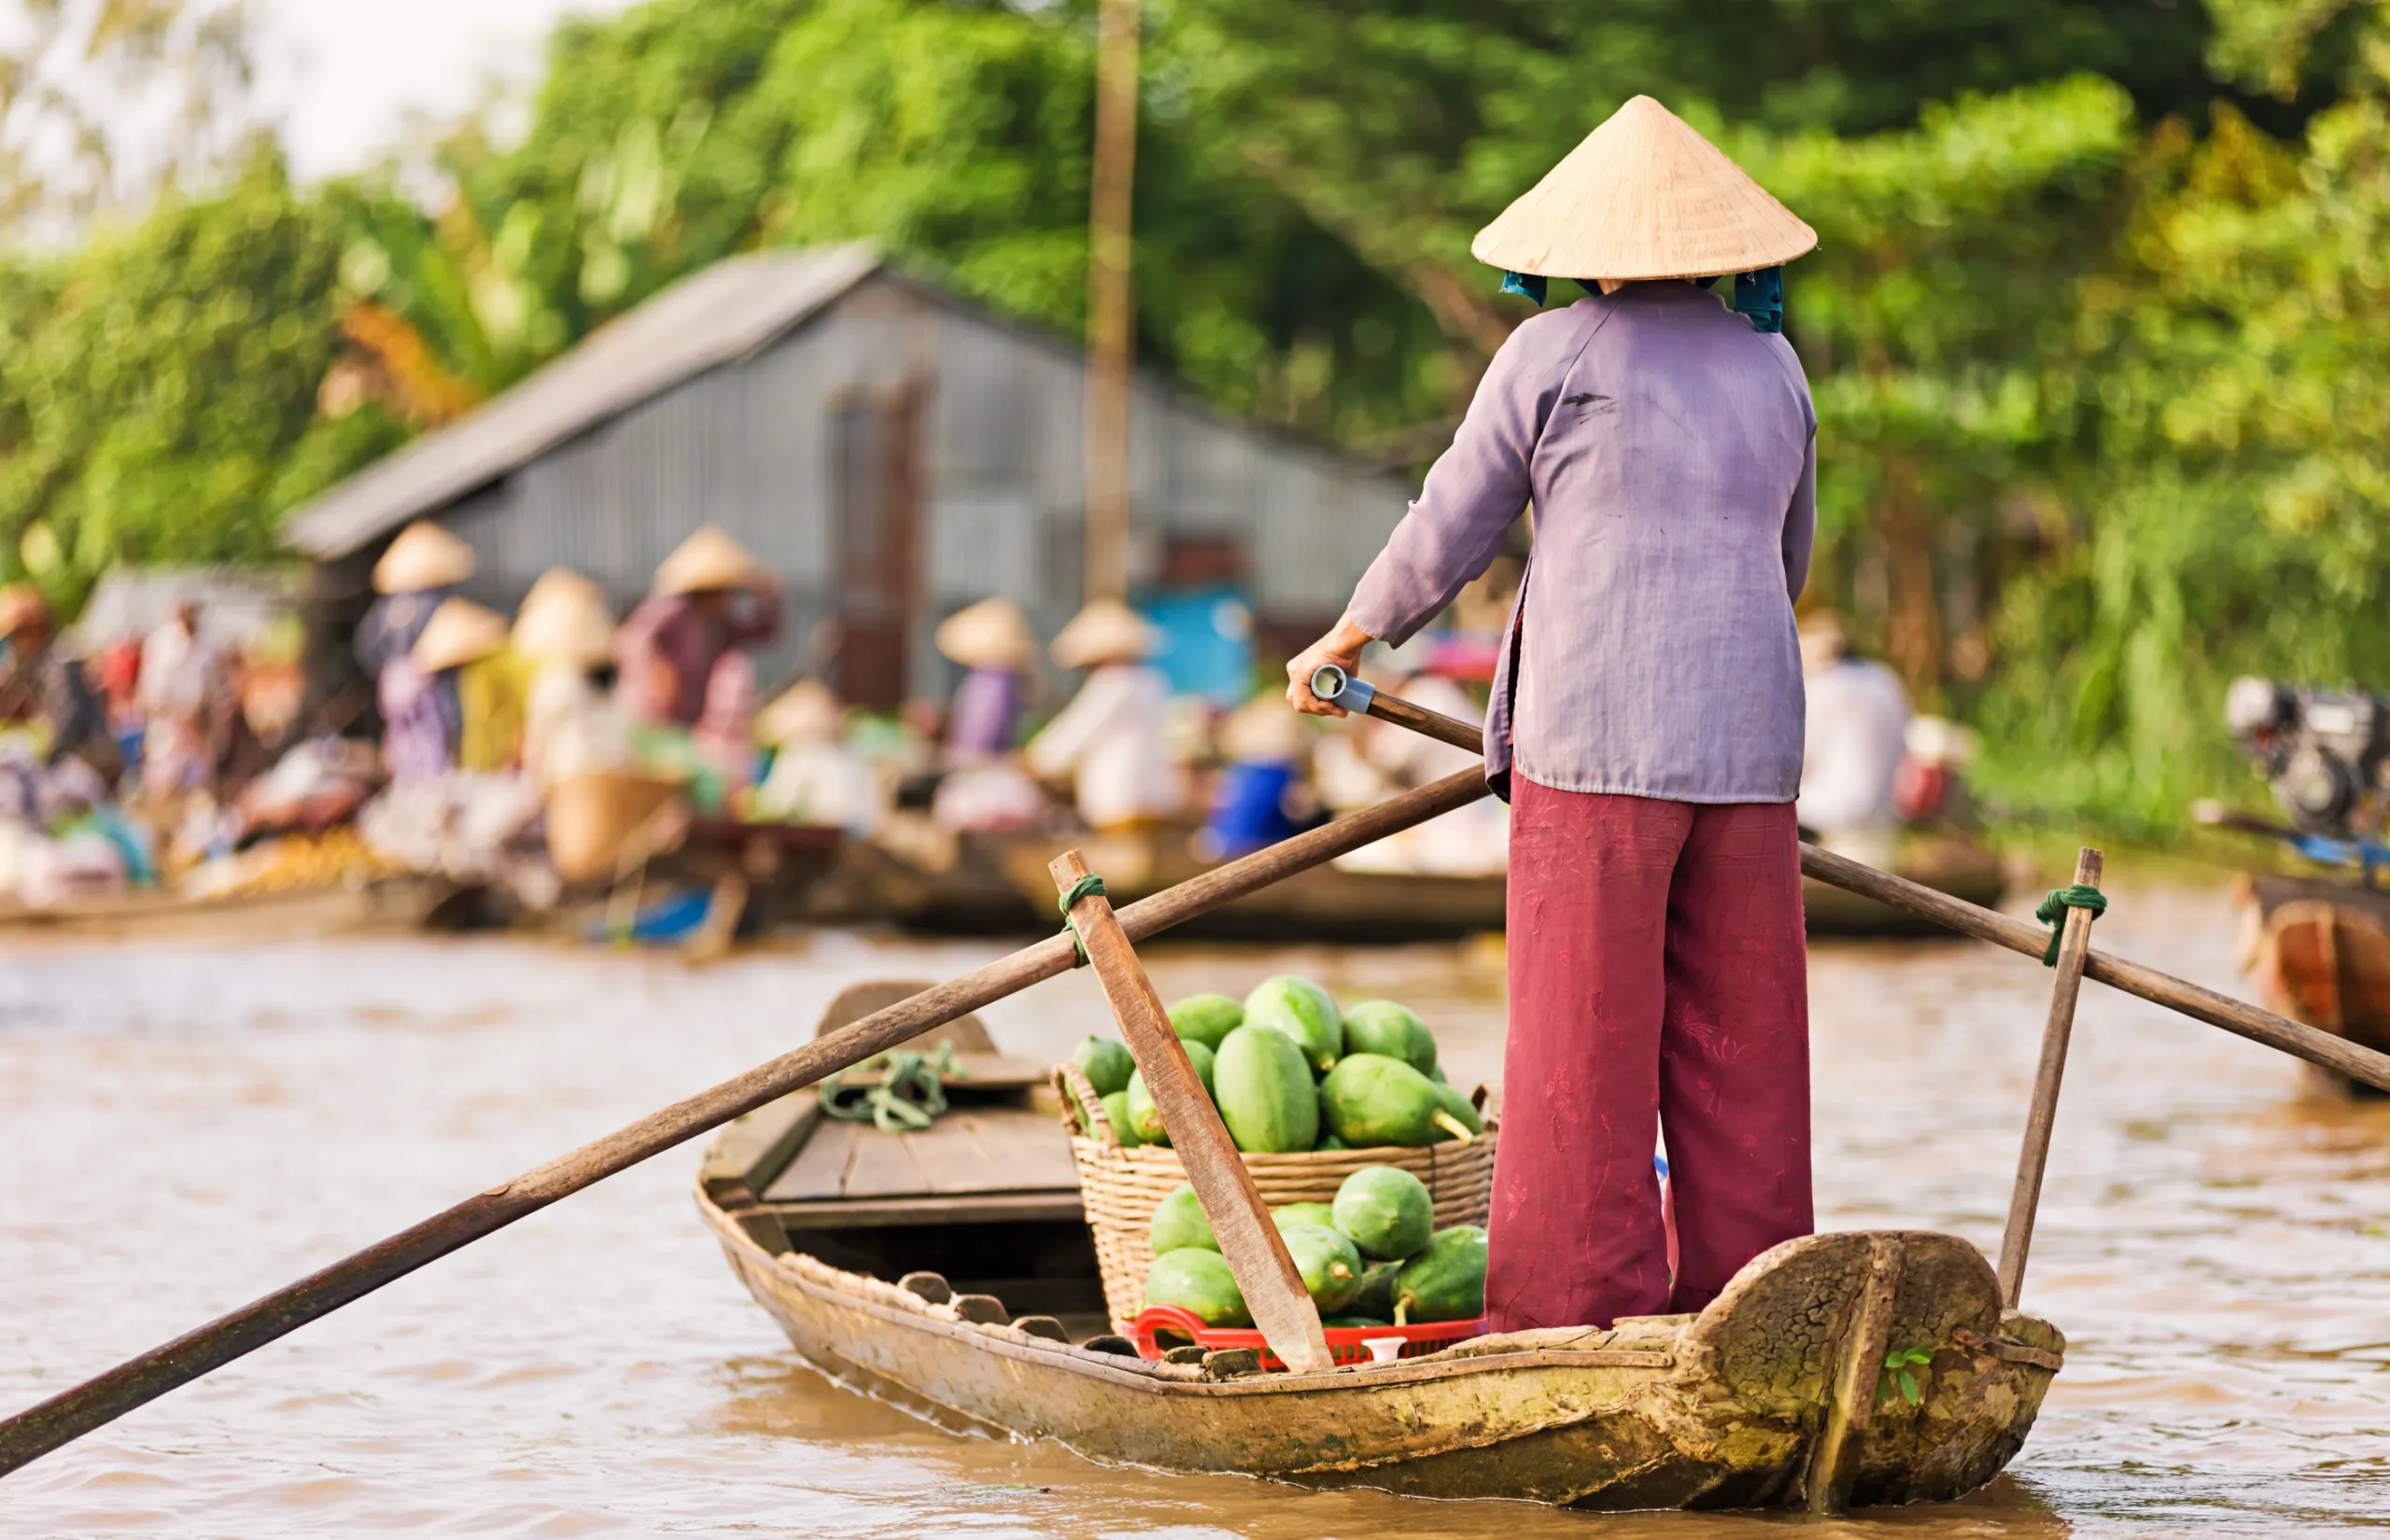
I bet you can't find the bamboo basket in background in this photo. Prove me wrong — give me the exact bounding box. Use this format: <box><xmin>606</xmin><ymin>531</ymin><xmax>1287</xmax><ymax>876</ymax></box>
<box><xmin>1053</xmin><ymin>1062</ymin><xmax>1498</xmax><ymax>1330</ymax></box>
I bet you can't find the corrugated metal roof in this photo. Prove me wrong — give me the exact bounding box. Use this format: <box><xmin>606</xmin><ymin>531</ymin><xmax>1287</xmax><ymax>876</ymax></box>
<box><xmin>283</xmin><ymin>242</ymin><xmax>883</xmax><ymax>560</ymax></box>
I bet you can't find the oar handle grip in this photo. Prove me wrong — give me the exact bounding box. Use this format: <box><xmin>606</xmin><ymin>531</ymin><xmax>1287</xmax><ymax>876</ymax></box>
<box><xmin>1308</xmin><ymin>665</ymin><xmax>1485</xmax><ymax>757</ymax></box>
<box><xmin>1307</xmin><ymin>664</ymin><xmax>1375</xmax><ymax>714</ymax></box>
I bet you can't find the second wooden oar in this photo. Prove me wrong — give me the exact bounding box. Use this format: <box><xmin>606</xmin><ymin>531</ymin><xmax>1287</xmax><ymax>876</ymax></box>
<box><xmin>0</xmin><ymin>767</ymin><xmax>1491</xmax><ymax>1479</ymax></box>
<box><xmin>1056</xmin><ymin>849</ymin><xmax>1335</xmax><ymax>1372</ymax></box>
<box><xmin>1306</xmin><ymin>666</ymin><xmax>2390</xmax><ymax>1095</ymax></box>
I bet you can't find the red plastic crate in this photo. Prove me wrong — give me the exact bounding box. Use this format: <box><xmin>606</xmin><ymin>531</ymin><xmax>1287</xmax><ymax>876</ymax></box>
<box><xmin>1132</xmin><ymin>1304</ymin><xmax>1485</xmax><ymax>1369</ymax></box>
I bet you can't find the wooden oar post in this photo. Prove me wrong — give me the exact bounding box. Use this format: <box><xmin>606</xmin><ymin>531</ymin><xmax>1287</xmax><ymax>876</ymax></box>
<box><xmin>1052</xmin><ymin>850</ymin><xmax>1336</xmax><ymax>1374</ymax></box>
<box><xmin>1996</xmin><ymin>848</ymin><xmax>2104</xmax><ymax>1307</ymax></box>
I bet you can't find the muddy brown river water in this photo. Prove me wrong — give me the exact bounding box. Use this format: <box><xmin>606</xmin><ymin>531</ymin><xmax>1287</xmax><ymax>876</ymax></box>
<box><xmin>2</xmin><ymin>879</ymin><xmax>2385</xmax><ymax>1536</ymax></box>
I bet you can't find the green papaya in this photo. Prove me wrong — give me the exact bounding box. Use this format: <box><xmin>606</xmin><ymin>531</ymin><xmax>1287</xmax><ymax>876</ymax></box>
<box><xmin>1271</xmin><ymin>1200</ymin><xmax>1338</xmax><ymax>1233</ymax></box>
<box><xmin>1341</xmin><ymin>1000</ymin><xmax>1438</xmax><ymax>1075</ymax></box>
<box><xmin>1099</xmin><ymin>1090</ymin><xmax>1144</xmax><ymax>1147</ymax></box>
<box><xmin>1323</xmin><ymin>1314</ymin><xmax>1393</xmax><ymax>1329</ymax></box>
<box><xmin>1146</xmin><ymin>1247</ymin><xmax>1250</xmax><ymax>1327</ymax></box>
<box><xmin>1350</xmin><ymin>1258</ymin><xmax>1401</xmax><ymax>1320</ymax></box>
<box><xmin>1427</xmin><ymin>1063</ymin><xmax>1450</xmax><ymax>1085</ymax></box>
<box><xmin>1125</xmin><ymin>1041</ymin><xmax>1216</xmax><ymax>1146</ymax></box>
<box><xmin>1243</xmin><ymin>975</ymin><xmax>1343</xmax><ymax>1073</ymax></box>
<box><xmin>1427</xmin><ymin>1080</ymin><xmax>1484</xmax><ymax>1141</ymax></box>
<box><xmin>1167</xmin><ymin>993</ymin><xmax>1244</xmax><ymax>1051</ymax></box>
<box><xmin>1210</xmin><ymin>1024</ymin><xmax>1318</xmax><ymax>1153</ymax></box>
<box><xmin>1278</xmin><ymin>1222</ymin><xmax>1364</xmax><ymax>1312</ymax></box>
<box><xmin>1393</xmin><ymin>1225</ymin><xmax>1488</xmax><ymax>1324</ymax></box>
<box><xmin>1332</xmin><ymin>1166</ymin><xmax>1434</xmax><ymax>1260</ymax></box>
<box><xmin>1321</xmin><ymin>1053</ymin><xmax>1470</xmax><ymax>1147</ymax></box>
<box><xmin>1072</xmin><ymin>1034</ymin><xmax>1135</xmax><ymax>1097</ymax></box>
<box><xmin>1314</xmin><ymin>1131</ymin><xmax>1348</xmax><ymax>1152</ymax></box>
<box><xmin>1148</xmin><ymin>1182</ymin><xmax>1218</xmax><ymax>1254</ymax></box>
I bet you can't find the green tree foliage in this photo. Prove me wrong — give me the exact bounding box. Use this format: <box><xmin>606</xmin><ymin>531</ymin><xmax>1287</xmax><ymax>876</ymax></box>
<box><xmin>0</xmin><ymin>157</ymin><xmax>412</xmax><ymax>610</ymax></box>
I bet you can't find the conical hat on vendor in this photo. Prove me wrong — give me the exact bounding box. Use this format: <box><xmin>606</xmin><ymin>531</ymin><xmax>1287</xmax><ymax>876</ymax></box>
<box><xmin>654</xmin><ymin>525</ymin><xmax>766</xmax><ymax>595</ymax></box>
<box><xmin>935</xmin><ymin>597</ymin><xmax>1036</xmax><ymax>671</ymax></box>
<box><xmin>1050</xmin><ymin>597</ymin><xmax>1160</xmax><ymax>669</ymax></box>
<box><xmin>1217</xmin><ymin>697</ymin><xmax>1313</xmax><ymax>763</ymax></box>
<box><xmin>372</xmin><ymin>521</ymin><xmax>477</xmax><ymax>595</ymax></box>
<box><xmin>412</xmin><ymin>597</ymin><xmax>509</xmax><ymax>674</ymax></box>
<box><xmin>1470</xmin><ymin>96</ymin><xmax>1816</xmax><ymax>282</ymax></box>
<box><xmin>512</xmin><ymin>567</ymin><xmax>615</xmax><ymax>665</ymax></box>
<box><xmin>755</xmin><ymin>678</ymin><xmax>846</xmax><ymax>746</ymax></box>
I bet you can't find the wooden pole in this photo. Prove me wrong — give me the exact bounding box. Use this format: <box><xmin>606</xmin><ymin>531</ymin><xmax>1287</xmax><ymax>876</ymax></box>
<box><xmin>0</xmin><ymin>768</ymin><xmax>1491</xmax><ymax>1478</ymax></box>
<box><xmin>1309</xmin><ymin>674</ymin><xmax>2390</xmax><ymax>1095</ymax></box>
<box><xmin>1996</xmin><ymin>848</ymin><xmax>2103</xmax><ymax>1307</ymax></box>
<box><xmin>1083</xmin><ymin>0</ymin><xmax>1138</xmax><ymax>604</ymax></box>
<box><xmin>1054</xmin><ymin>850</ymin><xmax>1334</xmax><ymax>1372</ymax></box>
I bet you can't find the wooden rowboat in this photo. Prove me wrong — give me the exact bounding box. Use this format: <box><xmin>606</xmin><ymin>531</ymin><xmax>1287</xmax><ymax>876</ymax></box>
<box><xmin>2231</xmin><ymin>873</ymin><xmax>2390</xmax><ymax>1097</ymax></box>
<box><xmin>697</xmin><ymin>984</ymin><xmax>2064</xmax><ymax>1510</ymax></box>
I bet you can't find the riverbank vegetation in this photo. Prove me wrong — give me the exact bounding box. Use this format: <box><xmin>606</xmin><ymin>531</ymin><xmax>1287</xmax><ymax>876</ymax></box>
<box><xmin>2</xmin><ymin>0</ymin><xmax>2385</xmax><ymax>833</ymax></box>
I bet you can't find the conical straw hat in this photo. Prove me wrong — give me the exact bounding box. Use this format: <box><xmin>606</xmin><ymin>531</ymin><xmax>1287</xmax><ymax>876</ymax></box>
<box><xmin>1050</xmin><ymin>597</ymin><xmax>1159</xmax><ymax>669</ymax></box>
<box><xmin>373</xmin><ymin>521</ymin><xmax>477</xmax><ymax>595</ymax></box>
<box><xmin>935</xmin><ymin>597</ymin><xmax>1036</xmax><ymax>670</ymax></box>
<box><xmin>654</xmin><ymin>525</ymin><xmax>765</xmax><ymax>595</ymax></box>
<box><xmin>513</xmin><ymin>567</ymin><xmax>616</xmax><ymax>665</ymax></box>
<box><xmin>412</xmin><ymin>597</ymin><xmax>509</xmax><ymax>674</ymax></box>
<box><xmin>756</xmin><ymin>678</ymin><xmax>846</xmax><ymax>746</ymax></box>
<box><xmin>1471</xmin><ymin>96</ymin><xmax>1816</xmax><ymax>282</ymax></box>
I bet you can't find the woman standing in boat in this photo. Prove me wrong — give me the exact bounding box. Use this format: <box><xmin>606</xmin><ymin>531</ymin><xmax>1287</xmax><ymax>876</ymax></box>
<box><xmin>1287</xmin><ymin>96</ymin><xmax>1820</xmax><ymax>1330</ymax></box>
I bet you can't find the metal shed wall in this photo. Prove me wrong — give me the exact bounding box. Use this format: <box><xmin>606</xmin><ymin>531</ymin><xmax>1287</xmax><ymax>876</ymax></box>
<box><xmin>427</xmin><ymin>272</ymin><xmax>1409</xmax><ymax>697</ymax></box>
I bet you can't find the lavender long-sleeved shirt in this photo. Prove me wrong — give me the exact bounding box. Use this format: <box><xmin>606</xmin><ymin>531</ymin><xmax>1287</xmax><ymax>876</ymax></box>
<box><xmin>1348</xmin><ymin>282</ymin><xmax>1817</xmax><ymax>804</ymax></box>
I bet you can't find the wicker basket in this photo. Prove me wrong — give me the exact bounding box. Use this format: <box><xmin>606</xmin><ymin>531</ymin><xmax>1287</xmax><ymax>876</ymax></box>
<box><xmin>1054</xmin><ymin>1062</ymin><xmax>1498</xmax><ymax>1330</ymax></box>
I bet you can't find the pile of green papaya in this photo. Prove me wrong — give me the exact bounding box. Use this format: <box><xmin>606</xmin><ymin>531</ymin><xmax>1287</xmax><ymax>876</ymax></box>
<box><xmin>1142</xmin><ymin>1166</ymin><xmax>1489</xmax><ymax>1329</ymax></box>
<box><xmin>1066</xmin><ymin>975</ymin><xmax>1483</xmax><ymax>1155</ymax></box>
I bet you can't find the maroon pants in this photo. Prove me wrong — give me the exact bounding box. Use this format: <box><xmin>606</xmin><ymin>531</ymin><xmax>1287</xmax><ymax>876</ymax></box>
<box><xmin>1487</xmin><ymin>777</ymin><xmax>1812</xmax><ymax>1330</ymax></box>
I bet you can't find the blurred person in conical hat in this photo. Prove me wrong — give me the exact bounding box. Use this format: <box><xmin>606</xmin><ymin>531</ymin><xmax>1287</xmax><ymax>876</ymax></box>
<box><xmin>935</xmin><ymin>596</ymin><xmax>1037</xmax><ymax>762</ymax></box>
<box><xmin>1196</xmin><ymin>696</ymin><xmax>1321</xmax><ymax>860</ymax></box>
<box><xmin>1026</xmin><ymin>598</ymin><xmax>1185</xmax><ymax>832</ymax></box>
<box><xmin>513</xmin><ymin>568</ymin><xmax>631</xmax><ymax>788</ymax></box>
<box><xmin>750</xmin><ymin>679</ymin><xmax>879</xmax><ymax>835</ymax></box>
<box><xmin>1282</xmin><ymin>96</ymin><xmax>1821</xmax><ymax>1334</ymax></box>
<box><xmin>0</xmin><ymin>581</ymin><xmax>120</xmax><ymax>781</ymax></box>
<box><xmin>617</xmin><ymin>525</ymin><xmax>782</xmax><ymax>728</ymax></box>
<box><xmin>386</xmin><ymin>597</ymin><xmax>516</xmax><ymax>780</ymax></box>
<box><xmin>356</xmin><ymin>521</ymin><xmax>475</xmax><ymax>780</ymax></box>
<box><xmin>929</xmin><ymin>596</ymin><xmax>1047</xmax><ymax>832</ymax></box>
<box><xmin>1795</xmin><ymin>609</ymin><xmax>1909</xmax><ymax>866</ymax></box>
<box><xmin>357</xmin><ymin>521</ymin><xmax>474</xmax><ymax>679</ymax></box>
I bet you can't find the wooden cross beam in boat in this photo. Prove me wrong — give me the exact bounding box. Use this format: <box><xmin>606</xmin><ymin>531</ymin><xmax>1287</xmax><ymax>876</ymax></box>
<box><xmin>1052</xmin><ymin>848</ymin><xmax>1337</xmax><ymax>1373</ymax></box>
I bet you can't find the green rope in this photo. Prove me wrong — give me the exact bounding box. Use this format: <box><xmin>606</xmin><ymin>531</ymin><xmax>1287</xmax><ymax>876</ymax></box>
<box><xmin>1058</xmin><ymin>873</ymin><xmax>1107</xmax><ymax>966</ymax></box>
<box><xmin>2034</xmin><ymin>884</ymin><xmax>2108</xmax><ymax>966</ymax></box>
<box><xmin>819</xmin><ymin>1042</ymin><xmax>957</xmax><ymax>1133</ymax></box>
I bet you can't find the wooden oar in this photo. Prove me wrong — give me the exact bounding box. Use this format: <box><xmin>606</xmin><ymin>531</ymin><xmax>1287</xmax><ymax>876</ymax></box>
<box><xmin>1996</xmin><ymin>847</ymin><xmax>2102</xmax><ymax>1306</ymax></box>
<box><xmin>0</xmin><ymin>769</ymin><xmax>1490</xmax><ymax>1478</ymax></box>
<box><xmin>1054</xmin><ymin>850</ymin><xmax>1335</xmax><ymax>1372</ymax></box>
<box><xmin>1303</xmin><ymin>667</ymin><xmax>2390</xmax><ymax>1094</ymax></box>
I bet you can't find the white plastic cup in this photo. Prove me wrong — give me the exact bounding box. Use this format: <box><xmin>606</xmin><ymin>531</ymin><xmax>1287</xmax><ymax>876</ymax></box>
<box><xmin>1361</xmin><ymin>1336</ymin><xmax>1404</xmax><ymax>1365</ymax></box>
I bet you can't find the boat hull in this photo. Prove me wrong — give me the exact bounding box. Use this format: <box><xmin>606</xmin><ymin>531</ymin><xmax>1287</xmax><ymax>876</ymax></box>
<box><xmin>2233</xmin><ymin>874</ymin><xmax>2390</xmax><ymax>1096</ymax></box>
<box><xmin>701</xmin><ymin>1194</ymin><xmax>2060</xmax><ymax>1509</ymax></box>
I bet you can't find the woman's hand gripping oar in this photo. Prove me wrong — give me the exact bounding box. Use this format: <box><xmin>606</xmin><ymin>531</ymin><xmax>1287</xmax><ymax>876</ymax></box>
<box><xmin>1303</xmin><ymin>665</ymin><xmax>2390</xmax><ymax>1095</ymax></box>
<box><xmin>0</xmin><ymin>768</ymin><xmax>1494</xmax><ymax>1478</ymax></box>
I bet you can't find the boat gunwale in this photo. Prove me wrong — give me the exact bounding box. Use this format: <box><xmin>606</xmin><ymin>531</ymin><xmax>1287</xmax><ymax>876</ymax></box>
<box><xmin>698</xmin><ymin>1183</ymin><xmax>1692</xmax><ymax>1400</ymax></box>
